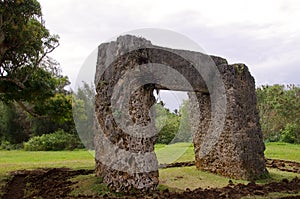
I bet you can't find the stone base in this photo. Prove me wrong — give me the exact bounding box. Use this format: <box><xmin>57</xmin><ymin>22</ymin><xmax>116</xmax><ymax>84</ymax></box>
<box><xmin>95</xmin><ymin>160</ymin><xmax>159</xmax><ymax>192</ymax></box>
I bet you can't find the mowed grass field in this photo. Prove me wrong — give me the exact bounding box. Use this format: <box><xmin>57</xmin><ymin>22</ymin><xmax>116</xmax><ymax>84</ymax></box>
<box><xmin>265</xmin><ymin>142</ymin><xmax>300</xmax><ymax>162</ymax></box>
<box><xmin>0</xmin><ymin>150</ymin><xmax>95</xmax><ymax>175</ymax></box>
<box><xmin>0</xmin><ymin>142</ymin><xmax>300</xmax><ymax>193</ymax></box>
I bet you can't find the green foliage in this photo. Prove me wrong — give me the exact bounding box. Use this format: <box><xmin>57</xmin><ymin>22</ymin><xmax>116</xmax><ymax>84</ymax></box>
<box><xmin>155</xmin><ymin>103</ymin><xmax>180</xmax><ymax>144</ymax></box>
<box><xmin>0</xmin><ymin>140</ymin><xmax>22</xmax><ymax>150</ymax></box>
<box><xmin>0</xmin><ymin>101</ymin><xmax>29</xmax><ymax>143</ymax></box>
<box><xmin>0</xmin><ymin>0</ymin><xmax>60</xmax><ymax>117</ymax></box>
<box><xmin>27</xmin><ymin>69</ymin><xmax>75</xmax><ymax>135</ymax></box>
<box><xmin>0</xmin><ymin>0</ymin><xmax>87</xmax><ymax>151</ymax></box>
<box><xmin>175</xmin><ymin>100</ymin><xmax>192</xmax><ymax>142</ymax></box>
<box><xmin>72</xmin><ymin>82</ymin><xmax>95</xmax><ymax>149</ymax></box>
<box><xmin>34</xmin><ymin>93</ymin><xmax>73</xmax><ymax>124</ymax></box>
<box><xmin>256</xmin><ymin>85</ymin><xmax>300</xmax><ymax>143</ymax></box>
<box><xmin>280</xmin><ymin>123</ymin><xmax>300</xmax><ymax>144</ymax></box>
<box><xmin>0</xmin><ymin>101</ymin><xmax>9</xmax><ymax>138</ymax></box>
<box><xmin>0</xmin><ymin>67</ymin><xmax>56</xmax><ymax>103</ymax></box>
<box><xmin>234</xmin><ymin>64</ymin><xmax>245</xmax><ymax>75</ymax></box>
<box><xmin>0</xmin><ymin>73</ymin><xmax>76</xmax><ymax>144</ymax></box>
<box><xmin>24</xmin><ymin>130</ymin><xmax>83</xmax><ymax>151</ymax></box>
<box><xmin>0</xmin><ymin>0</ymin><xmax>59</xmax><ymax>69</ymax></box>
<box><xmin>155</xmin><ymin>99</ymin><xmax>192</xmax><ymax>144</ymax></box>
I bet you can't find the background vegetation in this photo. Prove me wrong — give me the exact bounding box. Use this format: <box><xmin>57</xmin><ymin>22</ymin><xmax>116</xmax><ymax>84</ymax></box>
<box><xmin>257</xmin><ymin>85</ymin><xmax>300</xmax><ymax>143</ymax></box>
<box><xmin>154</xmin><ymin>84</ymin><xmax>300</xmax><ymax>145</ymax></box>
<box><xmin>0</xmin><ymin>0</ymin><xmax>299</xmax><ymax>151</ymax></box>
<box><xmin>2</xmin><ymin>84</ymin><xmax>299</xmax><ymax>150</ymax></box>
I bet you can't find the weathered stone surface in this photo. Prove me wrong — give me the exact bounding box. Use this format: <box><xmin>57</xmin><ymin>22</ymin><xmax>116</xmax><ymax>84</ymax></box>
<box><xmin>189</xmin><ymin>63</ymin><xmax>267</xmax><ymax>180</ymax></box>
<box><xmin>94</xmin><ymin>35</ymin><xmax>268</xmax><ymax>192</ymax></box>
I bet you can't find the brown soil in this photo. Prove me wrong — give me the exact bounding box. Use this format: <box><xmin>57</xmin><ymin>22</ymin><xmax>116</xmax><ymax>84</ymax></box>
<box><xmin>1</xmin><ymin>168</ymin><xmax>93</xmax><ymax>199</ymax></box>
<box><xmin>159</xmin><ymin>161</ymin><xmax>195</xmax><ymax>169</ymax></box>
<box><xmin>266</xmin><ymin>158</ymin><xmax>300</xmax><ymax>174</ymax></box>
<box><xmin>1</xmin><ymin>159</ymin><xmax>300</xmax><ymax>199</ymax></box>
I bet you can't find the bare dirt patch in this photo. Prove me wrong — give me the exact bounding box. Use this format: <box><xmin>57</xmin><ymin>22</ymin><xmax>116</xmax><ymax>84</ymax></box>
<box><xmin>266</xmin><ymin>158</ymin><xmax>300</xmax><ymax>174</ymax></box>
<box><xmin>2</xmin><ymin>168</ymin><xmax>93</xmax><ymax>199</ymax></box>
<box><xmin>1</xmin><ymin>160</ymin><xmax>300</xmax><ymax>199</ymax></box>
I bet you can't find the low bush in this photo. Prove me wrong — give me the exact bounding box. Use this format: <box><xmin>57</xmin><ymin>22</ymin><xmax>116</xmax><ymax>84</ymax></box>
<box><xmin>24</xmin><ymin>130</ymin><xmax>84</xmax><ymax>151</ymax></box>
<box><xmin>280</xmin><ymin>123</ymin><xmax>300</xmax><ymax>144</ymax></box>
<box><xmin>0</xmin><ymin>140</ymin><xmax>23</xmax><ymax>150</ymax></box>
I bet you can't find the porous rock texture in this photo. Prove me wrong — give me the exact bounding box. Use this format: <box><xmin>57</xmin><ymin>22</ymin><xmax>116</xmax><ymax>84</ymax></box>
<box><xmin>189</xmin><ymin>63</ymin><xmax>267</xmax><ymax>180</ymax></box>
<box><xmin>94</xmin><ymin>35</ymin><xmax>268</xmax><ymax>192</ymax></box>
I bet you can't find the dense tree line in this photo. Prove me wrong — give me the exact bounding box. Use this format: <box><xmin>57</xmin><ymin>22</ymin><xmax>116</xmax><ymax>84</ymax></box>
<box><xmin>257</xmin><ymin>84</ymin><xmax>300</xmax><ymax>143</ymax></box>
<box><xmin>155</xmin><ymin>85</ymin><xmax>300</xmax><ymax>144</ymax></box>
<box><xmin>0</xmin><ymin>0</ymin><xmax>299</xmax><ymax>150</ymax></box>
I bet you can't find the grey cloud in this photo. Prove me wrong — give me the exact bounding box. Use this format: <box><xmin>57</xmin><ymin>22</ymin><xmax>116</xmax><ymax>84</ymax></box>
<box><xmin>39</xmin><ymin>1</ymin><xmax>300</xmax><ymax>87</ymax></box>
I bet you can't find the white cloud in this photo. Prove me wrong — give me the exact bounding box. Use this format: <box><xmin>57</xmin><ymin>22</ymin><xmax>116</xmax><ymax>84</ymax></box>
<box><xmin>254</xmin><ymin>46</ymin><xmax>300</xmax><ymax>85</ymax></box>
<box><xmin>38</xmin><ymin>0</ymin><xmax>300</xmax><ymax>88</ymax></box>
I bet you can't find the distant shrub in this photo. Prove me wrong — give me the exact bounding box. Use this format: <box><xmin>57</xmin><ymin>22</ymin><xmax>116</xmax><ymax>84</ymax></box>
<box><xmin>264</xmin><ymin>132</ymin><xmax>281</xmax><ymax>143</ymax></box>
<box><xmin>24</xmin><ymin>130</ymin><xmax>84</xmax><ymax>151</ymax></box>
<box><xmin>280</xmin><ymin>123</ymin><xmax>300</xmax><ymax>144</ymax></box>
<box><xmin>0</xmin><ymin>140</ymin><xmax>23</xmax><ymax>150</ymax></box>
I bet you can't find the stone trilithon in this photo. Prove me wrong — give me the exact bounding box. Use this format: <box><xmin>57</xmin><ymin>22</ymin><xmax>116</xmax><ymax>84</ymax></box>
<box><xmin>94</xmin><ymin>35</ymin><xmax>268</xmax><ymax>192</ymax></box>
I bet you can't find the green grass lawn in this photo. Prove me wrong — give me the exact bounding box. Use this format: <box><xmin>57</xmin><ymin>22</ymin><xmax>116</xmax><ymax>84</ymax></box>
<box><xmin>264</xmin><ymin>142</ymin><xmax>300</xmax><ymax>162</ymax></box>
<box><xmin>0</xmin><ymin>142</ymin><xmax>300</xmax><ymax>196</ymax></box>
<box><xmin>156</xmin><ymin>142</ymin><xmax>194</xmax><ymax>163</ymax></box>
<box><xmin>156</xmin><ymin>142</ymin><xmax>300</xmax><ymax>190</ymax></box>
<box><xmin>0</xmin><ymin>143</ymin><xmax>194</xmax><ymax>176</ymax></box>
<box><xmin>0</xmin><ymin>150</ymin><xmax>95</xmax><ymax>175</ymax></box>
<box><xmin>157</xmin><ymin>141</ymin><xmax>300</xmax><ymax>163</ymax></box>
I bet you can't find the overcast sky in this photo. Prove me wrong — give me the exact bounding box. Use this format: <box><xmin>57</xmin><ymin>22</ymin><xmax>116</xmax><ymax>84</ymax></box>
<box><xmin>38</xmin><ymin>0</ymin><xmax>300</xmax><ymax>110</ymax></box>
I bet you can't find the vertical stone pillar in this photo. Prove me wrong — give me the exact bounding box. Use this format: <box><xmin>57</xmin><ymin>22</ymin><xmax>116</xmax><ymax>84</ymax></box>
<box><xmin>190</xmin><ymin>64</ymin><xmax>268</xmax><ymax>180</ymax></box>
<box><xmin>94</xmin><ymin>60</ymin><xmax>159</xmax><ymax>191</ymax></box>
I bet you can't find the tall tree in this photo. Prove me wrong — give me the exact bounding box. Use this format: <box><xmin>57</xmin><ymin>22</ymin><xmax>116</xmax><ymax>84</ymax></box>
<box><xmin>0</xmin><ymin>101</ymin><xmax>30</xmax><ymax>143</ymax></box>
<box><xmin>0</xmin><ymin>0</ymin><xmax>59</xmax><ymax>116</ymax></box>
<box><xmin>175</xmin><ymin>99</ymin><xmax>192</xmax><ymax>142</ymax></box>
<box><xmin>72</xmin><ymin>82</ymin><xmax>95</xmax><ymax>149</ymax></box>
<box><xmin>256</xmin><ymin>84</ymin><xmax>300</xmax><ymax>143</ymax></box>
<box><xmin>155</xmin><ymin>102</ymin><xmax>180</xmax><ymax>144</ymax></box>
<box><xmin>256</xmin><ymin>85</ymin><xmax>285</xmax><ymax>140</ymax></box>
